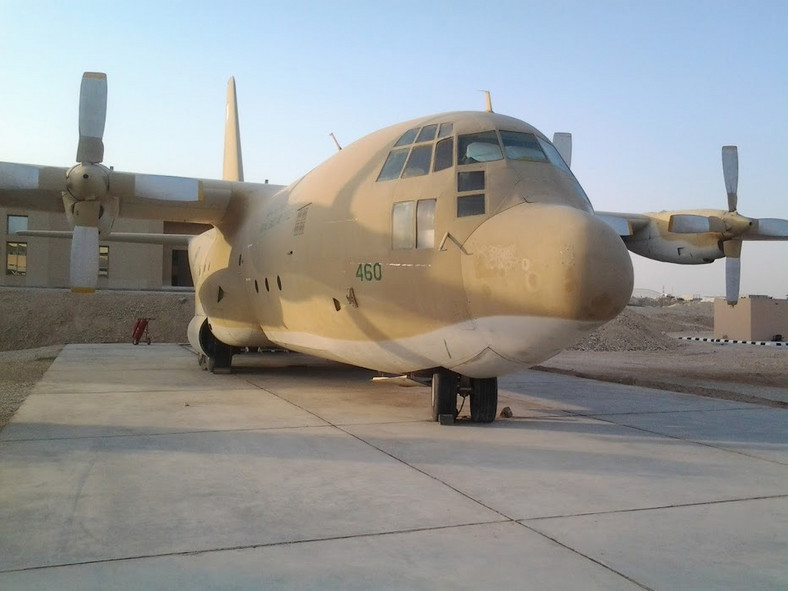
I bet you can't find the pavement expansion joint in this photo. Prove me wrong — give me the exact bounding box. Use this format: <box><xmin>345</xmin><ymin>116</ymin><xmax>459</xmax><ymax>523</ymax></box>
<box><xmin>0</xmin><ymin>423</ymin><xmax>336</xmax><ymax>444</ymax></box>
<box><xmin>521</xmin><ymin>493</ymin><xmax>788</xmax><ymax>522</ymax></box>
<box><xmin>0</xmin><ymin>520</ymin><xmax>512</xmax><ymax>575</ymax></box>
<box><xmin>572</xmin><ymin>411</ymin><xmax>788</xmax><ymax>466</ymax></box>
<box><xmin>241</xmin><ymin>376</ymin><xmax>521</xmax><ymax>523</ymax></box>
<box><xmin>516</xmin><ymin>520</ymin><xmax>657</xmax><ymax>591</ymax></box>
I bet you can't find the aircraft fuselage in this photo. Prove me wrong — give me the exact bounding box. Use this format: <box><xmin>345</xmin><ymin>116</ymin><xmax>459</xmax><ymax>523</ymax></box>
<box><xmin>190</xmin><ymin>111</ymin><xmax>634</xmax><ymax>377</ymax></box>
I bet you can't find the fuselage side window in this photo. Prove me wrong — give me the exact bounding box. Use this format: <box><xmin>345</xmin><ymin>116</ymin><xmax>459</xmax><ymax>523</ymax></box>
<box><xmin>392</xmin><ymin>201</ymin><xmax>416</xmax><ymax>249</ymax></box>
<box><xmin>377</xmin><ymin>148</ymin><xmax>409</xmax><ymax>181</ymax></box>
<box><xmin>500</xmin><ymin>131</ymin><xmax>548</xmax><ymax>162</ymax></box>
<box><xmin>394</xmin><ymin>128</ymin><xmax>419</xmax><ymax>147</ymax></box>
<box><xmin>433</xmin><ymin>137</ymin><xmax>454</xmax><ymax>172</ymax></box>
<box><xmin>458</xmin><ymin>131</ymin><xmax>503</xmax><ymax>164</ymax></box>
<box><xmin>416</xmin><ymin>199</ymin><xmax>436</xmax><ymax>249</ymax></box>
<box><xmin>401</xmin><ymin>144</ymin><xmax>433</xmax><ymax>178</ymax></box>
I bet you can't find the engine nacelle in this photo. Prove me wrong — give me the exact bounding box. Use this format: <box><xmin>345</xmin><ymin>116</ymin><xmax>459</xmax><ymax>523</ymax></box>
<box><xmin>187</xmin><ymin>315</ymin><xmax>274</xmax><ymax>357</ymax></box>
<box><xmin>623</xmin><ymin>215</ymin><xmax>724</xmax><ymax>264</ymax></box>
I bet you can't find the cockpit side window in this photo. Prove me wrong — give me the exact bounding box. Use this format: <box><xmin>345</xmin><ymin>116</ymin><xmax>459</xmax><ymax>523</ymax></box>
<box><xmin>536</xmin><ymin>137</ymin><xmax>571</xmax><ymax>174</ymax></box>
<box><xmin>377</xmin><ymin>121</ymin><xmax>455</xmax><ymax>182</ymax></box>
<box><xmin>457</xmin><ymin>131</ymin><xmax>503</xmax><ymax>164</ymax></box>
<box><xmin>416</xmin><ymin>124</ymin><xmax>438</xmax><ymax>143</ymax></box>
<box><xmin>500</xmin><ymin>131</ymin><xmax>548</xmax><ymax>162</ymax></box>
<box><xmin>377</xmin><ymin>148</ymin><xmax>409</xmax><ymax>181</ymax></box>
<box><xmin>433</xmin><ymin>137</ymin><xmax>454</xmax><ymax>172</ymax></box>
<box><xmin>394</xmin><ymin>128</ymin><xmax>419</xmax><ymax>147</ymax></box>
<box><xmin>536</xmin><ymin>137</ymin><xmax>592</xmax><ymax>206</ymax></box>
<box><xmin>437</xmin><ymin>122</ymin><xmax>453</xmax><ymax>138</ymax></box>
<box><xmin>401</xmin><ymin>144</ymin><xmax>433</xmax><ymax>178</ymax></box>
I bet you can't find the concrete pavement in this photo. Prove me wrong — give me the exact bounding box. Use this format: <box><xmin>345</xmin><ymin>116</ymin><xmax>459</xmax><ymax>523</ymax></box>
<box><xmin>1</xmin><ymin>344</ymin><xmax>786</xmax><ymax>589</ymax></box>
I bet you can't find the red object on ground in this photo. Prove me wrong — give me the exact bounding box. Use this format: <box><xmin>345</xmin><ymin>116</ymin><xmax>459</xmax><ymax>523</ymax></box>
<box><xmin>132</xmin><ymin>318</ymin><xmax>150</xmax><ymax>345</ymax></box>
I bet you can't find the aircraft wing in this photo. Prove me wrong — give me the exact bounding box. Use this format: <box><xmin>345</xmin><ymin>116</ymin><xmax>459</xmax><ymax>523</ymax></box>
<box><xmin>0</xmin><ymin>161</ymin><xmax>246</xmax><ymax>224</ymax></box>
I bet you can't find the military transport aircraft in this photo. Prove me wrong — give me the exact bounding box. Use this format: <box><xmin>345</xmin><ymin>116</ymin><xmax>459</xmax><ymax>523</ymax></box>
<box><xmin>1</xmin><ymin>73</ymin><xmax>786</xmax><ymax>423</ymax></box>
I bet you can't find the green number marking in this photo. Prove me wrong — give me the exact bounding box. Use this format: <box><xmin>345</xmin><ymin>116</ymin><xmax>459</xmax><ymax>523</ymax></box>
<box><xmin>355</xmin><ymin>263</ymin><xmax>383</xmax><ymax>281</ymax></box>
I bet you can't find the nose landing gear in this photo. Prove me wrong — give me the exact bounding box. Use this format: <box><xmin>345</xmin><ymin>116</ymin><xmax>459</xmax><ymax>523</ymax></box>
<box><xmin>431</xmin><ymin>370</ymin><xmax>498</xmax><ymax>424</ymax></box>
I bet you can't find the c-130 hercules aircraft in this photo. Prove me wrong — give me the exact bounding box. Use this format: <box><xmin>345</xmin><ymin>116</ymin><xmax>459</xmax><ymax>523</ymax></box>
<box><xmin>1</xmin><ymin>73</ymin><xmax>786</xmax><ymax>423</ymax></box>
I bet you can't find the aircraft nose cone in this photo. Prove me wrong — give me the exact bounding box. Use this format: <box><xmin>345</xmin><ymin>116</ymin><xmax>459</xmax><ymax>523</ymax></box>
<box><xmin>461</xmin><ymin>203</ymin><xmax>633</xmax><ymax>323</ymax></box>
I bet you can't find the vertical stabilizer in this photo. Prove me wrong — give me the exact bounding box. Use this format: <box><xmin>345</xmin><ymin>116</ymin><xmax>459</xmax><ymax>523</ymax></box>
<box><xmin>223</xmin><ymin>77</ymin><xmax>244</xmax><ymax>182</ymax></box>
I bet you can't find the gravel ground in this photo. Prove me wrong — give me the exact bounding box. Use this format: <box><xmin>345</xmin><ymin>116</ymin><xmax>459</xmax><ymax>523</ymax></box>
<box><xmin>0</xmin><ymin>289</ymin><xmax>783</xmax><ymax>430</ymax></box>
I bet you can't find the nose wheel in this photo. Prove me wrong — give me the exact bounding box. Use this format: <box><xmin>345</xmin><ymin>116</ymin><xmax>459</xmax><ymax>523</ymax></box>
<box><xmin>431</xmin><ymin>370</ymin><xmax>458</xmax><ymax>421</ymax></box>
<box><xmin>469</xmin><ymin>377</ymin><xmax>498</xmax><ymax>423</ymax></box>
<box><xmin>431</xmin><ymin>371</ymin><xmax>498</xmax><ymax>423</ymax></box>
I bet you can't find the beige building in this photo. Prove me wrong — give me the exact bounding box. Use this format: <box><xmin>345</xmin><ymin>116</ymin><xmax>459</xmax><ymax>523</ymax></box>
<box><xmin>2</xmin><ymin>208</ymin><xmax>203</xmax><ymax>289</ymax></box>
<box><xmin>714</xmin><ymin>296</ymin><xmax>788</xmax><ymax>341</ymax></box>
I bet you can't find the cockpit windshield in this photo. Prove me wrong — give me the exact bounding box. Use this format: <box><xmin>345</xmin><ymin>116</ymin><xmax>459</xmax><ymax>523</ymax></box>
<box><xmin>457</xmin><ymin>131</ymin><xmax>503</xmax><ymax>164</ymax></box>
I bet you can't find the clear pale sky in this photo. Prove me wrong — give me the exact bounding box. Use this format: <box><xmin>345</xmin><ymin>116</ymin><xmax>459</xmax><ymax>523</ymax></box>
<box><xmin>1</xmin><ymin>1</ymin><xmax>786</xmax><ymax>297</ymax></box>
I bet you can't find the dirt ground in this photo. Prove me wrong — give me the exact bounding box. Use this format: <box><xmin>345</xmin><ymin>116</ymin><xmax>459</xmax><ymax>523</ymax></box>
<box><xmin>0</xmin><ymin>288</ymin><xmax>785</xmax><ymax>430</ymax></box>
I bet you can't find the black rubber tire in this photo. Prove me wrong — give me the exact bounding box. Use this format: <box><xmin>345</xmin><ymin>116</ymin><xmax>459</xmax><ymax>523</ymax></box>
<box><xmin>431</xmin><ymin>371</ymin><xmax>457</xmax><ymax>421</ymax></box>
<box><xmin>470</xmin><ymin>377</ymin><xmax>498</xmax><ymax>423</ymax></box>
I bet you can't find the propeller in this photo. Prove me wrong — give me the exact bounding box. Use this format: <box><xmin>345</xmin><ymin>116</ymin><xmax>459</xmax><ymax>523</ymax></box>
<box><xmin>668</xmin><ymin>146</ymin><xmax>788</xmax><ymax>305</ymax></box>
<box><xmin>0</xmin><ymin>72</ymin><xmax>229</xmax><ymax>291</ymax></box>
<box><xmin>64</xmin><ymin>73</ymin><xmax>111</xmax><ymax>291</ymax></box>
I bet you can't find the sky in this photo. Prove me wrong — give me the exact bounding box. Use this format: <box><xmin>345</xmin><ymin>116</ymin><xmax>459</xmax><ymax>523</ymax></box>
<box><xmin>1</xmin><ymin>0</ymin><xmax>786</xmax><ymax>298</ymax></box>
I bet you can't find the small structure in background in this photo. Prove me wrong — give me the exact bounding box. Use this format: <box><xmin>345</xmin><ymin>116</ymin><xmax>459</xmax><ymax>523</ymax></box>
<box><xmin>714</xmin><ymin>296</ymin><xmax>787</xmax><ymax>341</ymax></box>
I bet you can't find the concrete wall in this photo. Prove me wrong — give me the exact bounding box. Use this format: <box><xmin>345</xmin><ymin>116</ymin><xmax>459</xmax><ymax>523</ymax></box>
<box><xmin>714</xmin><ymin>296</ymin><xmax>788</xmax><ymax>341</ymax></box>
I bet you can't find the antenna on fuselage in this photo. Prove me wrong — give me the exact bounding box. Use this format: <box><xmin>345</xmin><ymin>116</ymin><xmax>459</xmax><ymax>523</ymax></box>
<box><xmin>480</xmin><ymin>90</ymin><xmax>493</xmax><ymax>113</ymax></box>
<box><xmin>329</xmin><ymin>132</ymin><xmax>342</xmax><ymax>152</ymax></box>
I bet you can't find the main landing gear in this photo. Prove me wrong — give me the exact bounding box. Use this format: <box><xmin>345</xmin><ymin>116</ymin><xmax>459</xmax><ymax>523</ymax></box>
<box><xmin>198</xmin><ymin>340</ymin><xmax>234</xmax><ymax>374</ymax></box>
<box><xmin>431</xmin><ymin>369</ymin><xmax>498</xmax><ymax>424</ymax></box>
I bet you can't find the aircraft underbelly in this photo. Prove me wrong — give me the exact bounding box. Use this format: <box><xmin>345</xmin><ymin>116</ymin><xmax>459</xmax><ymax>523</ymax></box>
<box><xmin>264</xmin><ymin>314</ymin><xmax>604</xmax><ymax>378</ymax></box>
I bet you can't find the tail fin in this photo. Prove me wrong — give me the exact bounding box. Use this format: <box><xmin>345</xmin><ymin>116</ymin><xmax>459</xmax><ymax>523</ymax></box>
<box><xmin>222</xmin><ymin>77</ymin><xmax>244</xmax><ymax>182</ymax></box>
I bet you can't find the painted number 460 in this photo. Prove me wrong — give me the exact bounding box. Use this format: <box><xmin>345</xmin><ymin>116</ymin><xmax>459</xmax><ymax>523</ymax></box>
<box><xmin>355</xmin><ymin>263</ymin><xmax>382</xmax><ymax>281</ymax></box>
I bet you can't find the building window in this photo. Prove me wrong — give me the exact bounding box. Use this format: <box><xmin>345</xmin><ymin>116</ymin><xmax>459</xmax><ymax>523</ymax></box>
<box><xmin>6</xmin><ymin>241</ymin><xmax>27</xmax><ymax>275</ymax></box>
<box><xmin>98</xmin><ymin>246</ymin><xmax>109</xmax><ymax>277</ymax></box>
<box><xmin>7</xmin><ymin>215</ymin><xmax>28</xmax><ymax>235</ymax></box>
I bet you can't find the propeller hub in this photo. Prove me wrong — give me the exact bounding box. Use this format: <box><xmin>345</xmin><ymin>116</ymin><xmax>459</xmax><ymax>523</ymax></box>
<box><xmin>721</xmin><ymin>211</ymin><xmax>753</xmax><ymax>238</ymax></box>
<box><xmin>66</xmin><ymin>163</ymin><xmax>109</xmax><ymax>201</ymax></box>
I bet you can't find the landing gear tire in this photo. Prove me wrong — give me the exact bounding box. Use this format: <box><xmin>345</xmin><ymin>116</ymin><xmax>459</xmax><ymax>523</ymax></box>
<box><xmin>431</xmin><ymin>371</ymin><xmax>457</xmax><ymax>421</ymax></box>
<box><xmin>470</xmin><ymin>377</ymin><xmax>498</xmax><ymax>423</ymax></box>
<box><xmin>198</xmin><ymin>354</ymin><xmax>208</xmax><ymax>370</ymax></box>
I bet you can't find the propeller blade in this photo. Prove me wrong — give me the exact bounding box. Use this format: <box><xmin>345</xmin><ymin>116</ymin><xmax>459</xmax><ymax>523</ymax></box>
<box><xmin>722</xmin><ymin>239</ymin><xmax>742</xmax><ymax>305</ymax></box>
<box><xmin>754</xmin><ymin>217</ymin><xmax>788</xmax><ymax>238</ymax></box>
<box><xmin>70</xmin><ymin>225</ymin><xmax>99</xmax><ymax>292</ymax></box>
<box><xmin>724</xmin><ymin>257</ymin><xmax>741</xmax><ymax>305</ymax></box>
<box><xmin>552</xmin><ymin>133</ymin><xmax>572</xmax><ymax>168</ymax></box>
<box><xmin>722</xmin><ymin>145</ymin><xmax>738</xmax><ymax>212</ymax></box>
<box><xmin>668</xmin><ymin>214</ymin><xmax>711</xmax><ymax>233</ymax></box>
<box><xmin>76</xmin><ymin>72</ymin><xmax>108</xmax><ymax>163</ymax></box>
